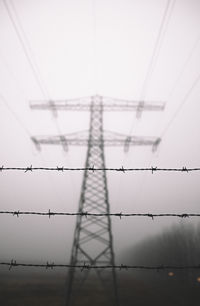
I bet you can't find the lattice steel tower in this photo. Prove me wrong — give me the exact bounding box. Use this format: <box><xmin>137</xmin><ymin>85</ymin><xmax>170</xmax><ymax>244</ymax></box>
<box><xmin>30</xmin><ymin>94</ymin><xmax>165</xmax><ymax>306</ymax></box>
<box><xmin>66</xmin><ymin>96</ymin><xmax>118</xmax><ymax>306</ymax></box>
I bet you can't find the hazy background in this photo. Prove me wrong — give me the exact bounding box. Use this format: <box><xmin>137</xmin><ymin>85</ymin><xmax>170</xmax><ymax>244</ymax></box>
<box><xmin>0</xmin><ymin>0</ymin><xmax>200</xmax><ymax>267</ymax></box>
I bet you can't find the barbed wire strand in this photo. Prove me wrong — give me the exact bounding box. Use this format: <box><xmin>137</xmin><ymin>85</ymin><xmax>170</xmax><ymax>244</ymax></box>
<box><xmin>1</xmin><ymin>260</ymin><xmax>200</xmax><ymax>271</ymax></box>
<box><xmin>0</xmin><ymin>210</ymin><xmax>199</xmax><ymax>219</ymax></box>
<box><xmin>0</xmin><ymin>166</ymin><xmax>199</xmax><ymax>173</ymax></box>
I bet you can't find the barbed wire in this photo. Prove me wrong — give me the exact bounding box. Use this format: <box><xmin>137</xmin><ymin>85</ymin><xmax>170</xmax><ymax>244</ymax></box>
<box><xmin>1</xmin><ymin>260</ymin><xmax>200</xmax><ymax>271</ymax></box>
<box><xmin>0</xmin><ymin>165</ymin><xmax>200</xmax><ymax>173</ymax></box>
<box><xmin>0</xmin><ymin>210</ymin><xmax>199</xmax><ymax>219</ymax></box>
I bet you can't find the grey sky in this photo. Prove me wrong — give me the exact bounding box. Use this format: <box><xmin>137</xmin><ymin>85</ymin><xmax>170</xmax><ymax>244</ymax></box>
<box><xmin>0</xmin><ymin>0</ymin><xmax>200</xmax><ymax>264</ymax></box>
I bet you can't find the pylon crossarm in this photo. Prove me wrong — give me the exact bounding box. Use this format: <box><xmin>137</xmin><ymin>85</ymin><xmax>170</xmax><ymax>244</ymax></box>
<box><xmin>103</xmin><ymin>130</ymin><xmax>161</xmax><ymax>151</ymax></box>
<box><xmin>31</xmin><ymin>130</ymin><xmax>89</xmax><ymax>150</ymax></box>
<box><xmin>30</xmin><ymin>95</ymin><xmax>165</xmax><ymax>113</ymax></box>
<box><xmin>102</xmin><ymin>96</ymin><xmax>165</xmax><ymax>112</ymax></box>
<box><xmin>30</xmin><ymin>96</ymin><xmax>91</xmax><ymax>111</ymax></box>
<box><xmin>31</xmin><ymin>129</ymin><xmax>161</xmax><ymax>151</ymax></box>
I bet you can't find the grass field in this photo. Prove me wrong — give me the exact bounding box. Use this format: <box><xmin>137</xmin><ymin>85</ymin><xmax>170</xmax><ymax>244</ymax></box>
<box><xmin>0</xmin><ymin>271</ymin><xmax>200</xmax><ymax>306</ymax></box>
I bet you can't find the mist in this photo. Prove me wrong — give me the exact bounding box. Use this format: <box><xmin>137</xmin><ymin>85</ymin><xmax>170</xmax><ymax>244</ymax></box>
<box><xmin>0</xmin><ymin>0</ymin><xmax>200</xmax><ymax>305</ymax></box>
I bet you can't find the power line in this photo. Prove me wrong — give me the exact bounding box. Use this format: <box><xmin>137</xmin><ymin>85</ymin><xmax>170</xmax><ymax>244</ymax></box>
<box><xmin>2</xmin><ymin>0</ymin><xmax>71</xmax><ymax>197</ymax></box>
<box><xmin>9</xmin><ymin>0</ymin><xmax>50</xmax><ymax>96</ymax></box>
<box><xmin>1</xmin><ymin>260</ymin><xmax>200</xmax><ymax>271</ymax></box>
<box><xmin>129</xmin><ymin>0</ymin><xmax>175</xmax><ymax>135</ymax></box>
<box><xmin>161</xmin><ymin>72</ymin><xmax>200</xmax><ymax>138</ymax></box>
<box><xmin>7</xmin><ymin>0</ymin><xmax>66</xmax><ymax>137</ymax></box>
<box><xmin>136</xmin><ymin>33</ymin><xmax>200</xmax><ymax>201</ymax></box>
<box><xmin>139</xmin><ymin>0</ymin><xmax>175</xmax><ymax>101</ymax></box>
<box><xmin>0</xmin><ymin>210</ymin><xmax>199</xmax><ymax>219</ymax></box>
<box><xmin>6</xmin><ymin>0</ymin><xmax>70</xmax><ymax>155</ymax></box>
<box><xmin>146</xmin><ymin>0</ymin><xmax>176</xmax><ymax>85</ymax></box>
<box><xmin>159</xmin><ymin>33</ymin><xmax>200</xmax><ymax>138</ymax></box>
<box><xmin>3</xmin><ymin>0</ymin><xmax>48</xmax><ymax>98</ymax></box>
<box><xmin>167</xmin><ymin>34</ymin><xmax>200</xmax><ymax>100</ymax></box>
<box><xmin>0</xmin><ymin>93</ymin><xmax>31</xmax><ymax>138</ymax></box>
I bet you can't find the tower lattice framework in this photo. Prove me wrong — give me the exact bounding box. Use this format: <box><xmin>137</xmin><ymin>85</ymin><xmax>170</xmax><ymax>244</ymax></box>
<box><xmin>66</xmin><ymin>96</ymin><xmax>118</xmax><ymax>306</ymax></box>
<box><xmin>30</xmin><ymin>94</ymin><xmax>165</xmax><ymax>306</ymax></box>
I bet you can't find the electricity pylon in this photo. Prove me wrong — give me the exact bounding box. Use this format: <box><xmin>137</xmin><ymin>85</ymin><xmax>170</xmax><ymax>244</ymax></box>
<box><xmin>30</xmin><ymin>95</ymin><xmax>165</xmax><ymax>306</ymax></box>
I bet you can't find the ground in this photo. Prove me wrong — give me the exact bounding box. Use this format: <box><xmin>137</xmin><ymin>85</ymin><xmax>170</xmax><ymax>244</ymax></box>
<box><xmin>0</xmin><ymin>270</ymin><xmax>200</xmax><ymax>305</ymax></box>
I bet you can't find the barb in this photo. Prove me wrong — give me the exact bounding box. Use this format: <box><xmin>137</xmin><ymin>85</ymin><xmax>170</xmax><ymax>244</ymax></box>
<box><xmin>0</xmin><ymin>210</ymin><xmax>199</xmax><ymax>218</ymax></box>
<box><xmin>1</xmin><ymin>260</ymin><xmax>200</xmax><ymax>271</ymax></box>
<box><xmin>0</xmin><ymin>166</ymin><xmax>200</xmax><ymax>172</ymax></box>
<box><xmin>24</xmin><ymin>165</ymin><xmax>33</xmax><ymax>173</ymax></box>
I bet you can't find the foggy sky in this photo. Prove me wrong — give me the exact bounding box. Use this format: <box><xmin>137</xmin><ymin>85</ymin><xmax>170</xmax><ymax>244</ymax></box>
<box><xmin>0</xmin><ymin>0</ymin><xmax>200</xmax><ymax>265</ymax></box>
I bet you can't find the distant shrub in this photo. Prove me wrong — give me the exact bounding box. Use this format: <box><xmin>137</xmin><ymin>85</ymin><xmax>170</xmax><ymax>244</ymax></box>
<box><xmin>124</xmin><ymin>222</ymin><xmax>200</xmax><ymax>285</ymax></box>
